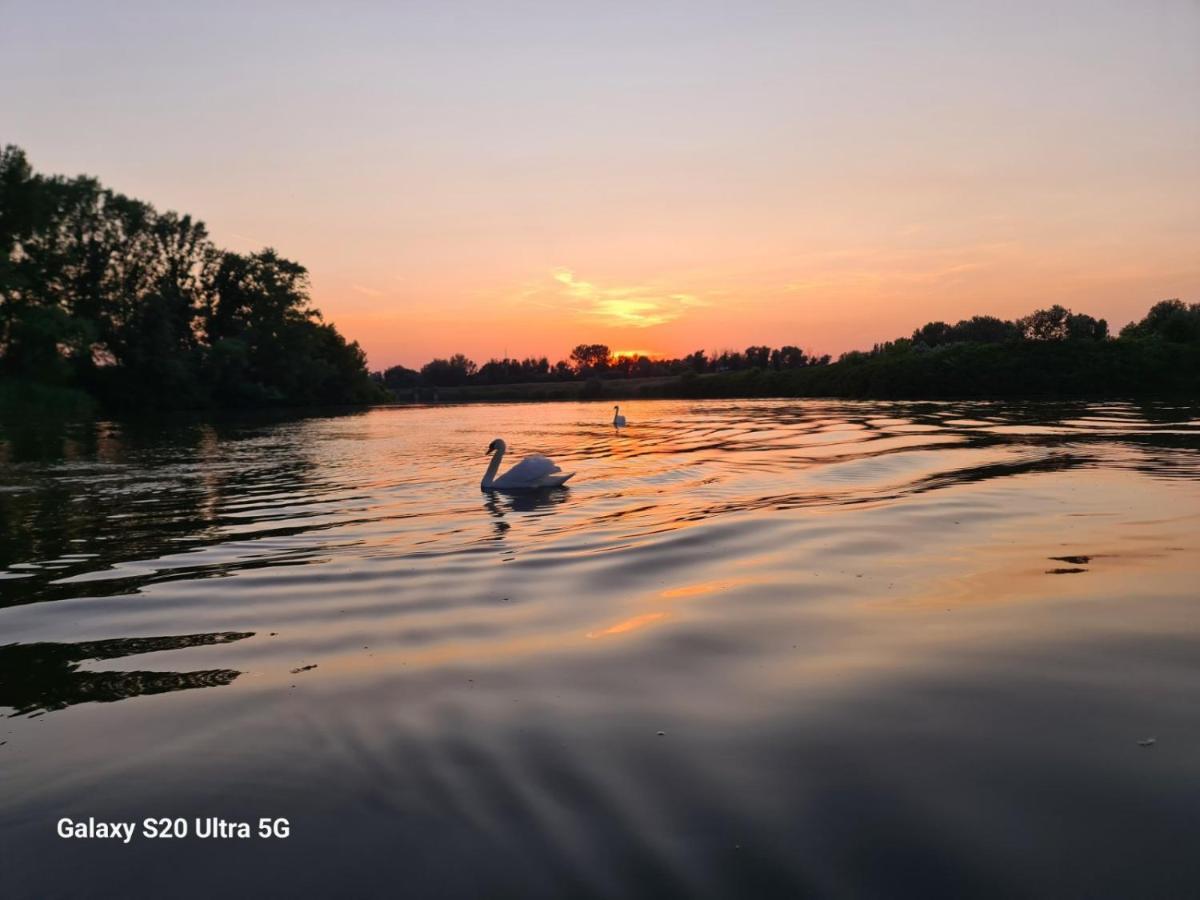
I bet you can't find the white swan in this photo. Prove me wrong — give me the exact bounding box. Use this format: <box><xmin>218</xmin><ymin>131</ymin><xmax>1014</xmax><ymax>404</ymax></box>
<box><xmin>481</xmin><ymin>438</ymin><xmax>574</xmax><ymax>491</ymax></box>
<box><xmin>612</xmin><ymin>405</ymin><xmax>627</xmax><ymax>427</ymax></box>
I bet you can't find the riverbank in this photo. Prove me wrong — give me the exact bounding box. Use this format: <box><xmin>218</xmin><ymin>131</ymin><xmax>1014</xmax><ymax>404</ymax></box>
<box><xmin>6</xmin><ymin>338</ymin><xmax>1196</xmax><ymax>418</ymax></box>
<box><xmin>0</xmin><ymin>380</ymin><xmax>97</xmax><ymax>419</ymax></box>
<box><xmin>393</xmin><ymin>339</ymin><xmax>1200</xmax><ymax>405</ymax></box>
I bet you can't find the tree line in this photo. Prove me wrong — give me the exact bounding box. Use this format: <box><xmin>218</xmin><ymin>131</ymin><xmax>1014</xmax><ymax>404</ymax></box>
<box><xmin>5</xmin><ymin>145</ymin><xmax>1195</xmax><ymax>409</ymax></box>
<box><xmin>377</xmin><ymin>342</ymin><xmax>834</xmax><ymax>390</ymax></box>
<box><xmin>376</xmin><ymin>300</ymin><xmax>1197</xmax><ymax>395</ymax></box>
<box><xmin>667</xmin><ymin>299</ymin><xmax>1200</xmax><ymax>400</ymax></box>
<box><xmin>0</xmin><ymin>146</ymin><xmax>379</xmax><ymax>411</ymax></box>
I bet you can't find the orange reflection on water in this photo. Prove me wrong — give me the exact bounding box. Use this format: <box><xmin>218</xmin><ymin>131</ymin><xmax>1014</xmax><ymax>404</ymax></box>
<box><xmin>659</xmin><ymin>579</ymin><xmax>748</xmax><ymax>600</ymax></box>
<box><xmin>587</xmin><ymin>612</ymin><xmax>668</xmax><ymax>639</ymax></box>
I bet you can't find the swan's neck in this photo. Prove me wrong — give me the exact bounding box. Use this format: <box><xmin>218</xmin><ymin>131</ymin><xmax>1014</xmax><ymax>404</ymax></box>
<box><xmin>481</xmin><ymin>446</ymin><xmax>504</xmax><ymax>489</ymax></box>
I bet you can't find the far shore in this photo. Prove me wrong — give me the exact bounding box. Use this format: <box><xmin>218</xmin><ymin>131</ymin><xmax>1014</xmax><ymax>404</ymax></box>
<box><xmin>382</xmin><ymin>338</ymin><xmax>1200</xmax><ymax>405</ymax></box>
<box><xmin>5</xmin><ymin>333</ymin><xmax>1197</xmax><ymax>423</ymax></box>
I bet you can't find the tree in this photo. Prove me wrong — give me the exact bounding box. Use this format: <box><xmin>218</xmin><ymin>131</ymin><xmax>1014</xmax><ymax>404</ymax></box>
<box><xmin>0</xmin><ymin>145</ymin><xmax>378</xmax><ymax>408</ymax></box>
<box><xmin>631</xmin><ymin>354</ymin><xmax>654</xmax><ymax>377</ymax></box>
<box><xmin>1018</xmin><ymin>305</ymin><xmax>1072</xmax><ymax>341</ymax></box>
<box><xmin>421</xmin><ymin>354</ymin><xmax>476</xmax><ymax>386</ymax></box>
<box><xmin>522</xmin><ymin>356</ymin><xmax>550</xmax><ymax>379</ymax></box>
<box><xmin>912</xmin><ymin>321</ymin><xmax>954</xmax><ymax>347</ymax></box>
<box><xmin>713</xmin><ymin>350</ymin><xmax>746</xmax><ymax>371</ymax></box>
<box><xmin>569</xmin><ymin>343</ymin><xmax>610</xmax><ymax>372</ymax></box>
<box><xmin>1066</xmin><ymin>313</ymin><xmax>1108</xmax><ymax>341</ymax></box>
<box><xmin>380</xmin><ymin>364</ymin><xmax>420</xmax><ymax>389</ymax></box>
<box><xmin>775</xmin><ymin>345</ymin><xmax>808</xmax><ymax>368</ymax></box>
<box><xmin>949</xmin><ymin>315</ymin><xmax>1019</xmax><ymax>343</ymax></box>
<box><xmin>1120</xmin><ymin>299</ymin><xmax>1200</xmax><ymax>343</ymax></box>
<box><xmin>744</xmin><ymin>345</ymin><xmax>771</xmax><ymax>368</ymax></box>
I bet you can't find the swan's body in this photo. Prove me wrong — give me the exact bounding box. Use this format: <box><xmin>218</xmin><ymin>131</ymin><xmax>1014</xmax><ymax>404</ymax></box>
<box><xmin>612</xmin><ymin>405</ymin><xmax>627</xmax><ymax>427</ymax></box>
<box><xmin>482</xmin><ymin>438</ymin><xmax>574</xmax><ymax>491</ymax></box>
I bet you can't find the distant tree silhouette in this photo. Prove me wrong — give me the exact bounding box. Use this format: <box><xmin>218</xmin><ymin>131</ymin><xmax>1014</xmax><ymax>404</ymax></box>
<box><xmin>775</xmin><ymin>345</ymin><xmax>808</xmax><ymax>369</ymax></box>
<box><xmin>947</xmin><ymin>315</ymin><xmax>1019</xmax><ymax>344</ymax></box>
<box><xmin>420</xmin><ymin>353</ymin><xmax>476</xmax><ymax>386</ymax></box>
<box><xmin>1017</xmin><ymin>305</ymin><xmax>1072</xmax><ymax>340</ymax></box>
<box><xmin>912</xmin><ymin>321</ymin><xmax>955</xmax><ymax>347</ymax></box>
<box><xmin>371</xmin><ymin>294</ymin><xmax>1194</xmax><ymax>402</ymax></box>
<box><xmin>569</xmin><ymin>343</ymin><xmax>611</xmax><ymax>373</ymax></box>
<box><xmin>380</xmin><ymin>364</ymin><xmax>420</xmax><ymax>390</ymax></box>
<box><xmin>744</xmin><ymin>345</ymin><xmax>771</xmax><ymax>368</ymax></box>
<box><xmin>1121</xmin><ymin>299</ymin><xmax>1200</xmax><ymax>343</ymax></box>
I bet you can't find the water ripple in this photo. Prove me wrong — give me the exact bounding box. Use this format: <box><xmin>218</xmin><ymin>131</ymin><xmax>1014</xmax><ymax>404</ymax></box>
<box><xmin>3</xmin><ymin>400</ymin><xmax>1200</xmax><ymax>897</ymax></box>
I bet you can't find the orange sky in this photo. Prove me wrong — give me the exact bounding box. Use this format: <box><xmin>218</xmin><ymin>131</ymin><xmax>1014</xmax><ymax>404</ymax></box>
<box><xmin>4</xmin><ymin>1</ymin><xmax>1197</xmax><ymax>368</ymax></box>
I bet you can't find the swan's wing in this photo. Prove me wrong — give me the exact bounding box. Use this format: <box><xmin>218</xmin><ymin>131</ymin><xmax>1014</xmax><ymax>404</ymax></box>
<box><xmin>530</xmin><ymin>471</ymin><xmax>574</xmax><ymax>488</ymax></box>
<box><xmin>496</xmin><ymin>454</ymin><xmax>561</xmax><ymax>486</ymax></box>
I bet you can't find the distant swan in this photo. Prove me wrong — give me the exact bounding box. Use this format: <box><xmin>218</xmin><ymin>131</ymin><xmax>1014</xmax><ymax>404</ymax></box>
<box><xmin>481</xmin><ymin>438</ymin><xmax>574</xmax><ymax>491</ymax></box>
<box><xmin>612</xmin><ymin>405</ymin><xmax>627</xmax><ymax>427</ymax></box>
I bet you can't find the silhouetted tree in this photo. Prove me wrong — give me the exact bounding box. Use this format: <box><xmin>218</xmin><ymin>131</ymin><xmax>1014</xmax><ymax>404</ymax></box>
<box><xmin>950</xmin><ymin>315</ymin><xmax>1019</xmax><ymax>343</ymax></box>
<box><xmin>912</xmin><ymin>321</ymin><xmax>955</xmax><ymax>347</ymax></box>
<box><xmin>744</xmin><ymin>345</ymin><xmax>771</xmax><ymax>368</ymax></box>
<box><xmin>1120</xmin><ymin>299</ymin><xmax>1200</xmax><ymax>343</ymax></box>
<box><xmin>569</xmin><ymin>343</ymin><xmax>611</xmax><ymax>373</ymax></box>
<box><xmin>421</xmin><ymin>353</ymin><xmax>476</xmax><ymax>386</ymax></box>
<box><xmin>1066</xmin><ymin>312</ymin><xmax>1108</xmax><ymax>341</ymax></box>
<box><xmin>775</xmin><ymin>345</ymin><xmax>808</xmax><ymax>368</ymax></box>
<box><xmin>713</xmin><ymin>350</ymin><xmax>746</xmax><ymax>371</ymax></box>
<box><xmin>380</xmin><ymin>364</ymin><xmax>420</xmax><ymax>389</ymax></box>
<box><xmin>1018</xmin><ymin>305</ymin><xmax>1072</xmax><ymax>341</ymax></box>
<box><xmin>0</xmin><ymin>145</ymin><xmax>379</xmax><ymax>409</ymax></box>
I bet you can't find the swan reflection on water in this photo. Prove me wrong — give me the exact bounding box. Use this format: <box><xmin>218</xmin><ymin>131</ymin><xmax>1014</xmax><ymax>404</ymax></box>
<box><xmin>483</xmin><ymin>487</ymin><xmax>570</xmax><ymax>517</ymax></box>
<box><xmin>482</xmin><ymin>488</ymin><xmax>570</xmax><ymax>552</ymax></box>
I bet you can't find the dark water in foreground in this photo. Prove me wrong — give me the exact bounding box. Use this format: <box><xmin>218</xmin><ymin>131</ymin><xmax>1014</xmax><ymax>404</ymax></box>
<box><xmin>2</xmin><ymin>400</ymin><xmax>1199</xmax><ymax>899</ymax></box>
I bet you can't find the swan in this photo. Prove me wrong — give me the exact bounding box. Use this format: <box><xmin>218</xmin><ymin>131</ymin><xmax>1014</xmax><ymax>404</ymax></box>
<box><xmin>612</xmin><ymin>405</ymin><xmax>627</xmax><ymax>427</ymax></box>
<box><xmin>481</xmin><ymin>438</ymin><xmax>574</xmax><ymax>491</ymax></box>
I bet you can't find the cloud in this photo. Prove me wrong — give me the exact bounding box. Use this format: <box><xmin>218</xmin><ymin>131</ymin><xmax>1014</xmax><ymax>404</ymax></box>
<box><xmin>781</xmin><ymin>241</ymin><xmax>1017</xmax><ymax>294</ymax></box>
<box><xmin>517</xmin><ymin>268</ymin><xmax>708</xmax><ymax>328</ymax></box>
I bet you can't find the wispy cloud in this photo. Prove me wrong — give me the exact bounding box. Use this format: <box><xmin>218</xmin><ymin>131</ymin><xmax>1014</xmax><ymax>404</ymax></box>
<box><xmin>781</xmin><ymin>242</ymin><xmax>1017</xmax><ymax>293</ymax></box>
<box><xmin>351</xmin><ymin>283</ymin><xmax>385</xmax><ymax>298</ymax></box>
<box><xmin>515</xmin><ymin>269</ymin><xmax>709</xmax><ymax>329</ymax></box>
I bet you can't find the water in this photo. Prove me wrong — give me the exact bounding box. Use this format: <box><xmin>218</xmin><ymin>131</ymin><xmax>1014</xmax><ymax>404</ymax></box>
<box><xmin>2</xmin><ymin>399</ymin><xmax>1199</xmax><ymax>899</ymax></box>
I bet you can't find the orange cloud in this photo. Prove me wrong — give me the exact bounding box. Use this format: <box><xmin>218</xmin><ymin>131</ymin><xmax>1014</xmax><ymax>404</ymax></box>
<box><xmin>514</xmin><ymin>268</ymin><xmax>710</xmax><ymax>329</ymax></box>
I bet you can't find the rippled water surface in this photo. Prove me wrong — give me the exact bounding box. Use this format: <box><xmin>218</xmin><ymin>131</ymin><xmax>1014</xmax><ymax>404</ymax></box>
<box><xmin>3</xmin><ymin>399</ymin><xmax>1200</xmax><ymax>898</ymax></box>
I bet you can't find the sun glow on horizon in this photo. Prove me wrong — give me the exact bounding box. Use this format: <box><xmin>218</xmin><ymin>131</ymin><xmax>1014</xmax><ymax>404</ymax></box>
<box><xmin>611</xmin><ymin>349</ymin><xmax>659</xmax><ymax>360</ymax></box>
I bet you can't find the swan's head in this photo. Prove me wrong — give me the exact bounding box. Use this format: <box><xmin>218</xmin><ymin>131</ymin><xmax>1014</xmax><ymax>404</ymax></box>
<box><xmin>613</xmin><ymin>405</ymin><xmax>620</xmax><ymax>411</ymax></box>
<box><xmin>485</xmin><ymin>438</ymin><xmax>506</xmax><ymax>455</ymax></box>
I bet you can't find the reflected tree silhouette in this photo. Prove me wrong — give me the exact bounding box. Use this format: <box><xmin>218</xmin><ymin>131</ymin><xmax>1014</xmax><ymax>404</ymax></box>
<box><xmin>483</xmin><ymin>488</ymin><xmax>569</xmax><ymax>517</ymax></box>
<box><xmin>0</xmin><ymin>631</ymin><xmax>253</xmax><ymax>716</ymax></box>
<box><xmin>0</xmin><ymin>411</ymin><xmax>371</xmax><ymax>610</ymax></box>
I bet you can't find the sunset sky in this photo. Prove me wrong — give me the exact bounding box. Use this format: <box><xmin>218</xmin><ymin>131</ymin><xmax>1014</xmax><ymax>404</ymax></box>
<box><xmin>3</xmin><ymin>1</ymin><xmax>1197</xmax><ymax>368</ymax></box>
